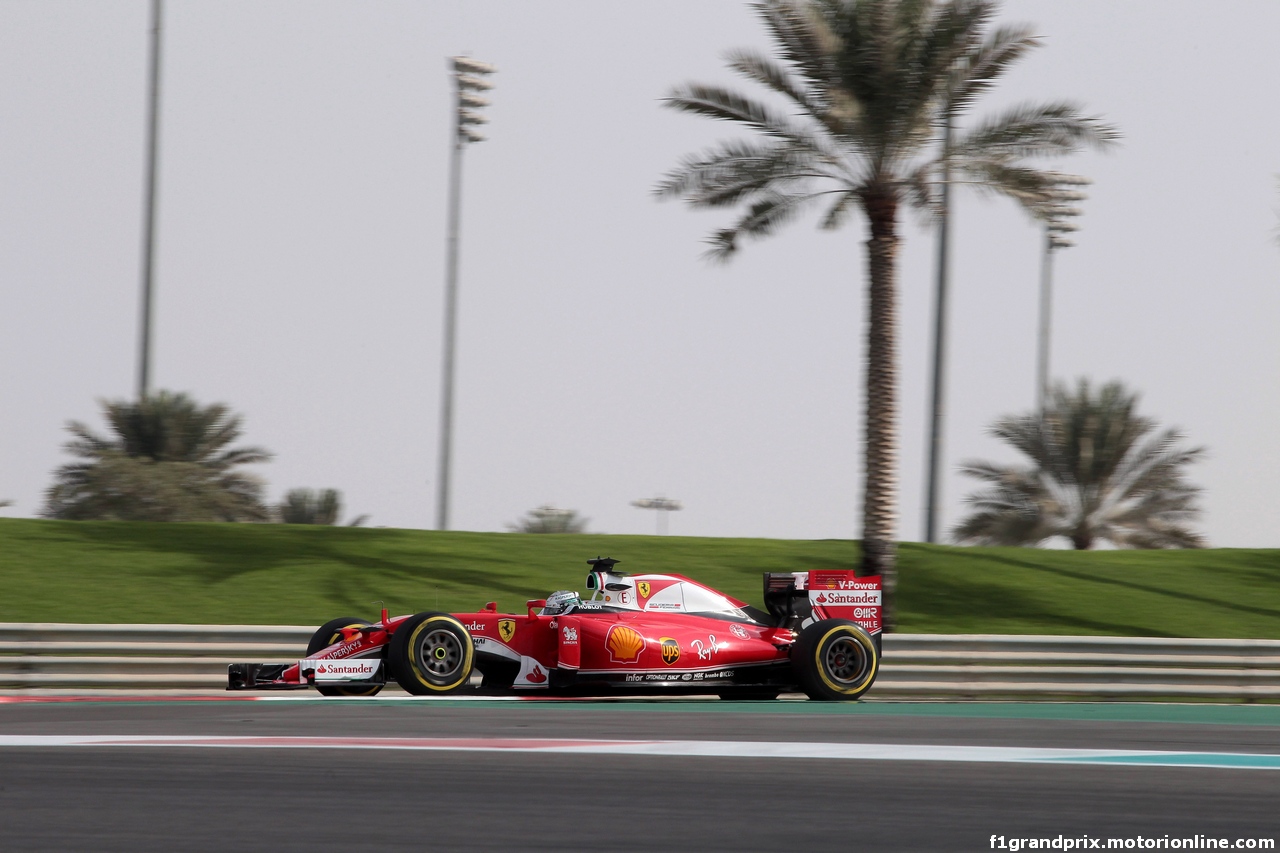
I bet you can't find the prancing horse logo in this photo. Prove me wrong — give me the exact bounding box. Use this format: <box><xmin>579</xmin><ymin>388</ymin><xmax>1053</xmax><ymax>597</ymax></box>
<box><xmin>638</xmin><ymin>582</ymin><xmax>651</xmax><ymax>599</ymax></box>
<box><xmin>498</xmin><ymin>619</ymin><xmax>516</xmax><ymax>643</ymax></box>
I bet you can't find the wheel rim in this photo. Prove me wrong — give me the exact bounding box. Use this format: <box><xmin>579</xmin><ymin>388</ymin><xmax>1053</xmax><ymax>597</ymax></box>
<box><xmin>417</xmin><ymin>628</ymin><xmax>464</xmax><ymax>681</ymax></box>
<box><xmin>823</xmin><ymin>635</ymin><xmax>870</xmax><ymax>685</ymax></box>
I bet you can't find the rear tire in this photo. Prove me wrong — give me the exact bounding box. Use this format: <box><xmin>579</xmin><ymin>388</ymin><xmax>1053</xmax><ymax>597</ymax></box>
<box><xmin>306</xmin><ymin>617</ymin><xmax>384</xmax><ymax>698</ymax></box>
<box><xmin>791</xmin><ymin>619</ymin><xmax>878</xmax><ymax>701</ymax></box>
<box><xmin>390</xmin><ymin>612</ymin><xmax>475</xmax><ymax>695</ymax></box>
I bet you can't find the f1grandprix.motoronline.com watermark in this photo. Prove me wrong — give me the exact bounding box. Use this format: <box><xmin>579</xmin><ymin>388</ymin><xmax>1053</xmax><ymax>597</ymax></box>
<box><xmin>990</xmin><ymin>835</ymin><xmax>1275</xmax><ymax>850</ymax></box>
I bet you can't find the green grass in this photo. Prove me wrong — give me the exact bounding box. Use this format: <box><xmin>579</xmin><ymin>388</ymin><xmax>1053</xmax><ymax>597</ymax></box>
<box><xmin>1</xmin><ymin>518</ymin><xmax>1277</xmax><ymax>636</ymax></box>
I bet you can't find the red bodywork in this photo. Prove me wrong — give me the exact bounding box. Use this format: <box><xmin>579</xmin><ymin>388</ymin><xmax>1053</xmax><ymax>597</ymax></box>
<box><xmin>230</xmin><ymin>568</ymin><xmax>881</xmax><ymax>695</ymax></box>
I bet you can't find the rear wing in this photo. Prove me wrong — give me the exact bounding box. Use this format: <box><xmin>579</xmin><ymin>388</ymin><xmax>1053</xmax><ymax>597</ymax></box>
<box><xmin>764</xmin><ymin>571</ymin><xmax>882</xmax><ymax>636</ymax></box>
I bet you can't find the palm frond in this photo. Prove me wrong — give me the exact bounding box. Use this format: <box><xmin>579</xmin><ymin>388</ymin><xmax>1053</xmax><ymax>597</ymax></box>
<box><xmin>1107</xmin><ymin>428</ymin><xmax>1204</xmax><ymax>501</ymax></box>
<box><xmin>704</xmin><ymin>190</ymin><xmax>821</xmax><ymax>262</ymax></box>
<box><xmin>956</xmin><ymin>458</ymin><xmax>1026</xmax><ymax>484</ymax></box>
<box><xmin>754</xmin><ymin>0</ymin><xmax>841</xmax><ymax>95</ymax></box>
<box><xmin>884</xmin><ymin>0</ymin><xmax>992</xmax><ymax>155</ymax></box>
<box><xmin>946</xmin><ymin>24</ymin><xmax>1039</xmax><ymax>115</ymax></box>
<box><xmin>665</xmin><ymin>83</ymin><xmax>835</xmax><ymax>154</ymax></box>
<box><xmin>818</xmin><ymin>189</ymin><xmax>860</xmax><ymax>229</ymax></box>
<box><xmin>951</xmin><ymin>160</ymin><xmax>1064</xmax><ymax>211</ymax></box>
<box><xmin>952</xmin><ymin>101</ymin><xmax>1120</xmax><ymax>161</ymax></box>
<box><xmin>725</xmin><ymin>48</ymin><xmax>823</xmax><ymax>115</ymax></box>
<box><xmin>951</xmin><ymin>465</ymin><xmax>1056</xmax><ymax>546</ymax></box>
<box><xmin>654</xmin><ymin>139</ymin><xmax>845</xmax><ymax>208</ymax></box>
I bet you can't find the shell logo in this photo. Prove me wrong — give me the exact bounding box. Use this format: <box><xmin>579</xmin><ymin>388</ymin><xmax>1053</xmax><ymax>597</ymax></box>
<box><xmin>605</xmin><ymin>625</ymin><xmax>645</xmax><ymax>664</ymax></box>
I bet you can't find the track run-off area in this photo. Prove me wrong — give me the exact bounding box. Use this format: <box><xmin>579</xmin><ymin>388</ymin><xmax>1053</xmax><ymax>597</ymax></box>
<box><xmin>3</xmin><ymin>696</ymin><xmax>1279</xmax><ymax>851</ymax></box>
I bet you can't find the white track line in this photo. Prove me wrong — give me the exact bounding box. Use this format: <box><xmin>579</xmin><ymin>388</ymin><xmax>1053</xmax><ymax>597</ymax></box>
<box><xmin>1</xmin><ymin>735</ymin><xmax>1278</xmax><ymax>769</ymax></box>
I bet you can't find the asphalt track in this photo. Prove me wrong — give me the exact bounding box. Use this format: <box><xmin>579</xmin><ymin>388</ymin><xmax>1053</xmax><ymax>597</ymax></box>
<box><xmin>2</xmin><ymin>697</ymin><xmax>1278</xmax><ymax>852</ymax></box>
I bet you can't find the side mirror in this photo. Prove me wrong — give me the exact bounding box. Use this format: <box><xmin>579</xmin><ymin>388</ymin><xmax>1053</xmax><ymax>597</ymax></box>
<box><xmin>526</xmin><ymin>599</ymin><xmax>546</xmax><ymax>617</ymax></box>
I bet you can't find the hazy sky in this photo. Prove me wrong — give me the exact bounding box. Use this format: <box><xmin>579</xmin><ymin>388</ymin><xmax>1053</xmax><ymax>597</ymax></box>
<box><xmin>2</xmin><ymin>1</ymin><xmax>1278</xmax><ymax>546</ymax></box>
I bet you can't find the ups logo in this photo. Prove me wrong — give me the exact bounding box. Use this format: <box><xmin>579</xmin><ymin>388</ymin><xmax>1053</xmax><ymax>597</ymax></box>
<box><xmin>660</xmin><ymin>637</ymin><xmax>680</xmax><ymax>665</ymax></box>
<box><xmin>498</xmin><ymin>619</ymin><xmax>516</xmax><ymax>643</ymax></box>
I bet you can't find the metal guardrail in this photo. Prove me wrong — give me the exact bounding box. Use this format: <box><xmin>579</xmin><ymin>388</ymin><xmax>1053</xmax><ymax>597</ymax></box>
<box><xmin>879</xmin><ymin>634</ymin><xmax>1280</xmax><ymax>699</ymax></box>
<box><xmin>0</xmin><ymin>624</ymin><xmax>311</xmax><ymax>689</ymax></box>
<box><xmin>2</xmin><ymin>624</ymin><xmax>1280</xmax><ymax>698</ymax></box>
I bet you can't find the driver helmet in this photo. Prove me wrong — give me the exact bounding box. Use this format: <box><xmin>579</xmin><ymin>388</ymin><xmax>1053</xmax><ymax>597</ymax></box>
<box><xmin>541</xmin><ymin>590</ymin><xmax>581</xmax><ymax>616</ymax></box>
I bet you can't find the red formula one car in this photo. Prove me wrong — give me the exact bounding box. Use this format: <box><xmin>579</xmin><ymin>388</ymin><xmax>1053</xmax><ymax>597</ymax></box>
<box><xmin>228</xmin><ymin>558</ymin><xmax>882</xmax><ymax>701</ymax></box>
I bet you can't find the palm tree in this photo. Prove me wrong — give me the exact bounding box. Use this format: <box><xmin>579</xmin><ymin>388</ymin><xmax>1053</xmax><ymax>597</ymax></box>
<box><xmin>656</xmin><ymin>0</ymin><xmax>1118</xmax><ymax>623</ymax></box>
<box><xmin>43</xmin><ymin>391</ymin><xmax>271</xmax><ymax>522</ymax></box>
<box><xmin>276</xmin><ymin>488</ymin><xmax>368</xmax><ymax>526</ymax></box>
<box><xmin>952</xmin><ymin>380</ymin><xmax>1205</xmax><ymax>549</ymax></box>
<box><xmin>507</xmin><ymin>505</ymin><xmax>590</xmax><ymax>534</ymax></box>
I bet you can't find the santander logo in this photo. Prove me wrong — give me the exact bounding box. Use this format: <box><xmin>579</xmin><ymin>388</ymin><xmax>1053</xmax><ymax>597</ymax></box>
<box><xmin>305</xmin><ymin>658</ymin><xmax>380</xmax><ymax>681</ymax></box>
<box><xmin>813</xmin><ymin>590</ymin><xmax>882</xmax><ymax>606</ymax></box>
<box><xmin>526</xmin><ymin>665</ymin><xmax>547</xmax><ymax>683</ymax></box>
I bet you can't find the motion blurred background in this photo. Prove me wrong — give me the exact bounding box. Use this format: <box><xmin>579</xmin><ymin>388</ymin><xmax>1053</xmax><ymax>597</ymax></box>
<box><xmin>1</xmin><ymin>0</ymin><xmax>1277</xmax><ymax>544</ymax></box>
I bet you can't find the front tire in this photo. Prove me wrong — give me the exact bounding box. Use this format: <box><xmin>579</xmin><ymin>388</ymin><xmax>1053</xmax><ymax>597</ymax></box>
<box><xmin>389</xmin><ymin>612</ymin><xmax>475</xmax><ymax>695</ymax></box>
<box><xmin>306</xmin><ymin>617</ymin><xmax>385</xmax><ymax>697</ymax></box>
<box><xmin>791</xmin><ymin>619</ymin><xmax>878</xmax><ymax>701</ymax></box>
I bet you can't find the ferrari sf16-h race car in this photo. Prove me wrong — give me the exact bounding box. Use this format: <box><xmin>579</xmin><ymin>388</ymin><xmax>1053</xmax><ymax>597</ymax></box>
<box><xmin>228</xmin><ymin>558</ymin><xmax>882</xmax><ymax>701</ymax></box>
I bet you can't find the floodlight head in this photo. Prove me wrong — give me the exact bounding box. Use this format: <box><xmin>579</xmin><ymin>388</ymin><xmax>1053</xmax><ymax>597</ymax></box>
<box><xmin>460</xmin><ymin>127</ymin><xmax>486</xmax><ymax>143</ymax></box>
<box><xmin>459</xmin><ymin>92</ymin><xmax>489</xmax><ymax>108</ymax></box>
<box><xmin>456</xmin><ymin>74</ymin><xmax>494</xmax><ymax>92</ymax></box>
<box><xmin>459</xmin><ymin>109</ymin><xmax>488</xmax><ymax>126</ymax></box>
<box><xmin>631</xmin><ymin>497</ymin><xmax>683</xmax><ymax>511</ymax></box>
<box><xmin>452</xmin><ymin>56</ymin><xmax>496</xmax><ymax>76</ymax></box>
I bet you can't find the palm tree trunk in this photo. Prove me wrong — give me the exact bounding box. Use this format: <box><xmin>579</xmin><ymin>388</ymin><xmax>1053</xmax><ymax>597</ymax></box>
<box><xmin>860</xmin><ymin>187</ymin><xmax>900</xmax><ymax>629</ymax></box>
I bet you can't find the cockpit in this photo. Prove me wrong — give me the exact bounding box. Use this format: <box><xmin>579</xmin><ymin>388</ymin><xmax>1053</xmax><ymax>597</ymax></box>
<box><xmin>579</xmin><ymin>557</ymin><xmax>771</xmax><ymax>624</ymax></box>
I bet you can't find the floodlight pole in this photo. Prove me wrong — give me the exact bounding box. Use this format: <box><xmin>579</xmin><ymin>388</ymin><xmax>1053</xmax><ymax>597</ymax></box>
<box><xmin>1035</xmin><ymin>178</ymin><xmax>1088</xmax><ymax>412</ymax></box>
<box><xmin>923</xmin><ymin>111</ymin><xmax>952</xmax><ymax>544</ymax></box>
<box><xmin>1036</xmin><ymin>228</ymin><xmax>1056</xmax><ymax>412</ymax></box>
<box><xmin>436</xmin><ymin>102</ymin><xmax>465</xmax><ymax>532</ymax></box>
<box><xmin>136</xmin><ymin>0</ymin><xmax>163</xmax><ymax>400</ymax></box>
<box><xmin>435</xmin><ymin>57</ymin><xmax>494</xmax><ymax>531</ymax></box>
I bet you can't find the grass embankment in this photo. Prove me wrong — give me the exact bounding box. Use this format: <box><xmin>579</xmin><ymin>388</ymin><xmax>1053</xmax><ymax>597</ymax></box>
<box><xmin>1</xmin><ymin>518</ymin><xmax>1277</xmax><ymax>636</ymax></box>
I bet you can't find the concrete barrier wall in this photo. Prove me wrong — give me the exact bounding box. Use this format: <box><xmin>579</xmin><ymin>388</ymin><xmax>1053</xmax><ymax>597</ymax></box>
<box><xmin>3</xmin><ymin>624</ymin><xmax>1280</xmax><ymax>698</ymax></box>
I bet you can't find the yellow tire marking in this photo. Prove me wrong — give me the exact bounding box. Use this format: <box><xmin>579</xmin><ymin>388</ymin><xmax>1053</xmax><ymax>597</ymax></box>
<box><xmin>408</xmin><ymin>616</ymin><xmax>474</xmax><ymax>692</ymax></box>
<box><xmin>814</xmin><ymin>626</ymin><xmax>877</xmax><ymax>696</ymax></box>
